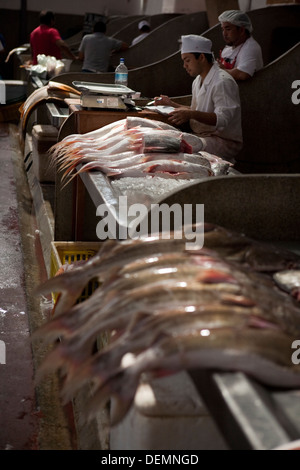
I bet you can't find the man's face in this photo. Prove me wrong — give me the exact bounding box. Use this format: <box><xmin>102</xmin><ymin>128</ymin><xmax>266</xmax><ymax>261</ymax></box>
<box><xmin>221</xmin><ymin>22</ymin><xmax>244</xmax><ymax>47</ymax></box>
<box><xmin>181</xmin><ymin>53</ymin><xmax>202</xmax><ymax>77</ymax></box>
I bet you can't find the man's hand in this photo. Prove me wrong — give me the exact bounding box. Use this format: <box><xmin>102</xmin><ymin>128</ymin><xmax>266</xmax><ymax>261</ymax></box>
<box><xmin>168</xmin><ymin>108</ymin><xmax>191</xmax><ymax>126</ymax></box>
<box><xmin>154</xmin><ymin>94</ymin><xmax>173</xmax><ymax>106</ymax></box>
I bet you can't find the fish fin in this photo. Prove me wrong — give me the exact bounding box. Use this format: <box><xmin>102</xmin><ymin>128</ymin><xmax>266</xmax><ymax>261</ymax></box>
<box><xmin>180</xmin><ymin>139</ymin><xmax>193</xmax><ymax>154</ymax></box>
<box><xmin>196</xmin><ymin>268</ymin><xmax>238</xmax><ymax>284</ymax></box>
<box><xmin>34</xmin><ymin>342</ymin><xmax>70</xmax><ymax>384</ymax></box>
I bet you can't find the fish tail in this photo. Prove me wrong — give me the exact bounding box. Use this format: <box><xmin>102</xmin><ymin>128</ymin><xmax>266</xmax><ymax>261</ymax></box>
<box><xmin>34</xmin><ymin>342</ymin><xmax>72</xmax><ymax>384</ymax></box>
<box><xmin>84</xmin><ymin>368</ymin><xmax>138</xmax><ymax>426</ymax></box>
<box><xmin>34</xmin><ymin>270</ymin><xmax>92</xmax><ymax>316</ymax></box>
<box><xmin>60</xmin><ymin>345</ymin><xmax>120</xmax><ymax>402</ymax></box>
<box><xmin>32</xmin><ymin>317</ymin><xmax>68</xmax><ymax>343</ymax></box>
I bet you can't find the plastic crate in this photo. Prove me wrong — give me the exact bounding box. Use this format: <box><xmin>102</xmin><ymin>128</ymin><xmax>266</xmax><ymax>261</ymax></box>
<box><xmin>50</xmin><ymin>241</ymin><xmax>102</xmax><ymax>304</ymax></box>
<box><xmin>50</xmin><ymin>240</ymin><xmax>110</xmax><ymax>351</ymax></box>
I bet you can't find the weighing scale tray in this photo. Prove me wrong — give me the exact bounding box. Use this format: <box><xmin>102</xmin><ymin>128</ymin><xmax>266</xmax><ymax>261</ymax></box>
<box><xmin>72</xmin><ymin>81</ymin><xmax>135</xmax><ymax>95</ymax></box>
<box><xmin>72</xmin><ymin>81</ymin><xmax>136</xmax><ymax>110</ymax></box>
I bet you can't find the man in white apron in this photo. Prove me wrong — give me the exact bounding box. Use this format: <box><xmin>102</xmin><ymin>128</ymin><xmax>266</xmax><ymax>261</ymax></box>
<box><xmin>218</xmin><ymin>10</ymin><xmax>263</xmax><ymax>81</ymax></box>
<box><xmin>154</xmin><ymin>35</ymin><xmax>243</xmax><ymax>162</ymax></box>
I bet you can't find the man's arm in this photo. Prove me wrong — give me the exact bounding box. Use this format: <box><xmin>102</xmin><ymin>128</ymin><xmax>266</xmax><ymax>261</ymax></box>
<box><xmin>153</xmin><ymin>95</ymin><xmax>184</xmax><ymax>108</ymax></box>
<box><xmin>56</xmin><ymin>39</ymin><xmax>78</xmax><ymax>60</ymax></box>
<box><xmin>219</xmin><ymin>64</ymin><xmax>251</xmax><ymax>81</ymax></box>
<box><xmin>168</xmin><ymin>108</ymin><xmax>217</xmax><ymax>127</ymax></box>
<box><xmin>119</xmin><ymin>42</ymin><xmax>129</xmax><ymax>52</ymax></box>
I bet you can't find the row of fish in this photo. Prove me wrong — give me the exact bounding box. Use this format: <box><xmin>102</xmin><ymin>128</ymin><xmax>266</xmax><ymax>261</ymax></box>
<box><xmin>34</xmin><ymin>222</ymin><xmax>300</xmax><ymax>425</ymax></box>
<box><xmin>48</xmin><ymin>117</ymin><xmax>232</xmax><ymax>183</ymax></box>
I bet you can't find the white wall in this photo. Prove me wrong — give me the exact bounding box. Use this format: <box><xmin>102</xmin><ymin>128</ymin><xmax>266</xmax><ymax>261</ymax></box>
<box><xmin>145</xmin><ymin>0</ymin><xmax>206</xmax><ymax>14</ymax></box>
<box><xmin>0</xmin><ymin>0</ymin><xmax>141</xmax><ymax>16</ymax></box>
<box><xmin>0</xmin><ymin>0</ymin><xmax>267</xmax><ymax>15</ymax></box>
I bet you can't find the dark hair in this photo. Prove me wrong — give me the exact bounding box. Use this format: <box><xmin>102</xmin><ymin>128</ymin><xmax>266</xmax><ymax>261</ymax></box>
<box><xmin>193</xmin><ymin>52</ymin><xmax>214</xmax><ymax>63</ymax></box>
<box><xmin>40</xmin><ymin>10</ymin><xmax>55</xmax><ymax>26</ymax></box>
<box><xmin>140</xmin><ymin>25</ymin><xmax>150</xmax><ymax>32</ymax></box>
<box><xmin>93</xmin><ymin>21</ymin><xmax>106</xmax><ymax>33</ymax></box>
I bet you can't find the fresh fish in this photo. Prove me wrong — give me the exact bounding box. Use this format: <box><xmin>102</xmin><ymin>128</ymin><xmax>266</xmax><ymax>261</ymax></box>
<box><xmin>107</xmin><ymin>160</ymin><xmax>213</xmax><ymax>179</ymax></box>
<box><xmin>35</xmin><ymin>222</ymin><xmax>300</xmax><ymax>316</ymax></box>
<box><xmin>19</xmin><ymin>81</ymin><xmax>80</xmax><ymax>135</ymax></box>
<box><xmin>44</xmin><ymin>303</ymin><xmax>270</xmax><ymax>402</ymax></box>
<box><xmin>35</xmin><ymin>224</ymin><xmax>214</xmax><ymax>315</ymax></box>
<box><xmin>50</xmin><ymin>119</ymin><xmax>127</xmax><ymax>158</ymax></box>
<box><xmin>200</xmin><ymin>151</ymin><xmax>232</xmax><ymax>175</ymax></box>
<box><xmin>125</xmin><ymin>116</ymin><xmax>177</xmax><ymax>130</ymax></box>
<box><xmin>86</xmin><ymin>326</ymin><xmax>300</xmax><ymax>425</ymax></box>
<box><xmin>140</xmin><ymin>152</ymin><xmax>211</xmax><ymax>168</ymax></box>
<box><xmin>36</xmin><ymin>248</ymin><xmax>300</xmax><ymax>355</ymax></box>
<box><xmin>33</xmin><ymin>224</ymin><xmax>300</xmax><ymax>425</ymax></box>
<box><xmin>35</xmin><ymin>245</ymin><xmax>300</xmax><ymax>373</ymax></box>
<box><xmin>57</xmin><ymin>152</ymin><xmax>214</xmax><ymax>183</ymax></box>
<box><xmin>48</xmin><ymin>117</ymin><xmax>227</xmax><ymax>184</ymax></box>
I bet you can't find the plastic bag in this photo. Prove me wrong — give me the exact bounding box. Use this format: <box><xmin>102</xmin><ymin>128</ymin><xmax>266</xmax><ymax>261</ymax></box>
<box><xmin>30</xmin><ymin>55</ymin><xmax>66</xmax><ymax>79</ymax></box>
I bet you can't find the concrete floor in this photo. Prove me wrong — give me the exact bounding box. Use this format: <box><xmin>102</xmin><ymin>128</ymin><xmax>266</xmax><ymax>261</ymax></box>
<box><xmin>0</xmin><ymin>123</ymin><xmax>77</xmax><ymax>450</ymax></box>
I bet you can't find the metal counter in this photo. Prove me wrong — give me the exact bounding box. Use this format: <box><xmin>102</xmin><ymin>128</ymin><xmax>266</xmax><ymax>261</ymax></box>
<box><xmin>189</xmin><ymin>371</ymin><xmax>300</xmax><ymax>450</ymax></box>
<box><xmin>74</xmin><ymin>170</ymin><xmax>300</xmax><ymax>450</ymax></box>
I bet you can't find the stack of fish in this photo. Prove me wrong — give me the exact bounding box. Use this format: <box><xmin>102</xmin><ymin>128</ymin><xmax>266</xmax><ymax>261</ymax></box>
<box><xmin>48</xmin><ymin>117</ymin><xmax>232</xmax><ymax>184</ymax></box>
<box><xmin>34</xmin><ymin>223</ymin><xmax>300</xmax><ymax>424</ymax></box>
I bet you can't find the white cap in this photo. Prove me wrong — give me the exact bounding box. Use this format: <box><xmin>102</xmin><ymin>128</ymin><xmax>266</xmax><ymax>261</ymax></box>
<box><xmin>138</xmin><ymin>20</ymin><xmax>150</xmax><ymax>30</ymax></box>
<box><xmin>181</xmin><ymin>35</ymin><xmax>212</xmax><ymax>54</ymax></box>
<box><xmin>218</xmin><ymin>10</ymin><xmax>253</xmax><ymax>33</ymax></box>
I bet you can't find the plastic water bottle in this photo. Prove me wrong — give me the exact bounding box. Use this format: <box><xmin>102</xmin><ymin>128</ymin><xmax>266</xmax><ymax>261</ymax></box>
<box><xmin>115</xmin><ymin>58</ymin><xmax>128</xmax><ymax>86</ymax></box>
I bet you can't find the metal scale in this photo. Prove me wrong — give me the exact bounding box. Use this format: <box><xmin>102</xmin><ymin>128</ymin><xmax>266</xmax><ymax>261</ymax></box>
<box><xmin>72</xmin><ymin>81</ymin><xmax>137</xmax><ymax>110</ymax></box>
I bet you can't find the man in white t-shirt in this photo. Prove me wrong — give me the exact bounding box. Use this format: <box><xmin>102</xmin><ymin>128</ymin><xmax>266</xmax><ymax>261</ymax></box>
<box><xmin>218</xmin><ymin>10</ymin><xmax>263</xmax><ymax>81</ymax></box>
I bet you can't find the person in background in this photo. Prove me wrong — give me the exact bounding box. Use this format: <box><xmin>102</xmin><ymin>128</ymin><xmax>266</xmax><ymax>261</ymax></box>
<box><xmin>0</xmin><ymin>33</ymin><xmax>6</xmax><ymax>58</ymax></box>
<box><xmin>0</xmin><ymin>33</ymin><xmax>5</xmax><ymax>79</ymax></box>
<box><xmin>131</xmin><ymin>20</ymin><xmax>151</xmax><ymax>46</ymax></box>
<box><xmin>78</xmin><ymin>20</ymin><xmax>128</xmax><ymax>73</ymax></box>
<box><xmin>154</xmin><ymin>35</ymin><xmax>243</xmax><ymax>162</ymax></box>
<box><xmin>217</xmin><ymin>10</ymin><xmax>263</xmax><ymax>81</ymax></box>
<box><xmin>30</xmin><ymin>10</ymin><xmax>77</xmax><ymax>65</ymax></box>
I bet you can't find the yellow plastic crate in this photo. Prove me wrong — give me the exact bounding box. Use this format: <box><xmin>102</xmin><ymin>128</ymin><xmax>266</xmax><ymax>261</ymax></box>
<box><xmin>50</xmin><ymin>241</ymin><xmax>110</xmax><ymax>350</ymax></box>
<box><xmin>50</xmin><ymin>241</ymin><xmax>102</xmax><ymax>304</ymax></box>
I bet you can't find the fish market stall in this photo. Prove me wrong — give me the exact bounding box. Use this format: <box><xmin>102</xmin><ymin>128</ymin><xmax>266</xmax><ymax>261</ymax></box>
<box><xmin>42</xmin><ymin>114</ymin><xmax>300</xmax><ymax>450</ymax></box>
<box><xmin>20</xmin><ymin>80</ymin><xmax>300</xmax><ymax>451</ymax></box>
<box><xmin>35</xmin><ymin>213</ymin><xmax>300</xmax><ymax>450</ymax></box>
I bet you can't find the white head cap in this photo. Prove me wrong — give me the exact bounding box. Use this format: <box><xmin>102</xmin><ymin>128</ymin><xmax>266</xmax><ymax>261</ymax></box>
<box><xmin>138</xmin><ymin>20</ymin><xmax>150</xmax><ymax>30</ymax></box>
<box><xmin>218</xmin><ymin>10</ymin><xmax>253</xmax><ymax>33</ymax></box>
<box><xmin>181</xmin><ymin>35</ymin><xmax>212</xmax><ymax>54</ymax></box>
